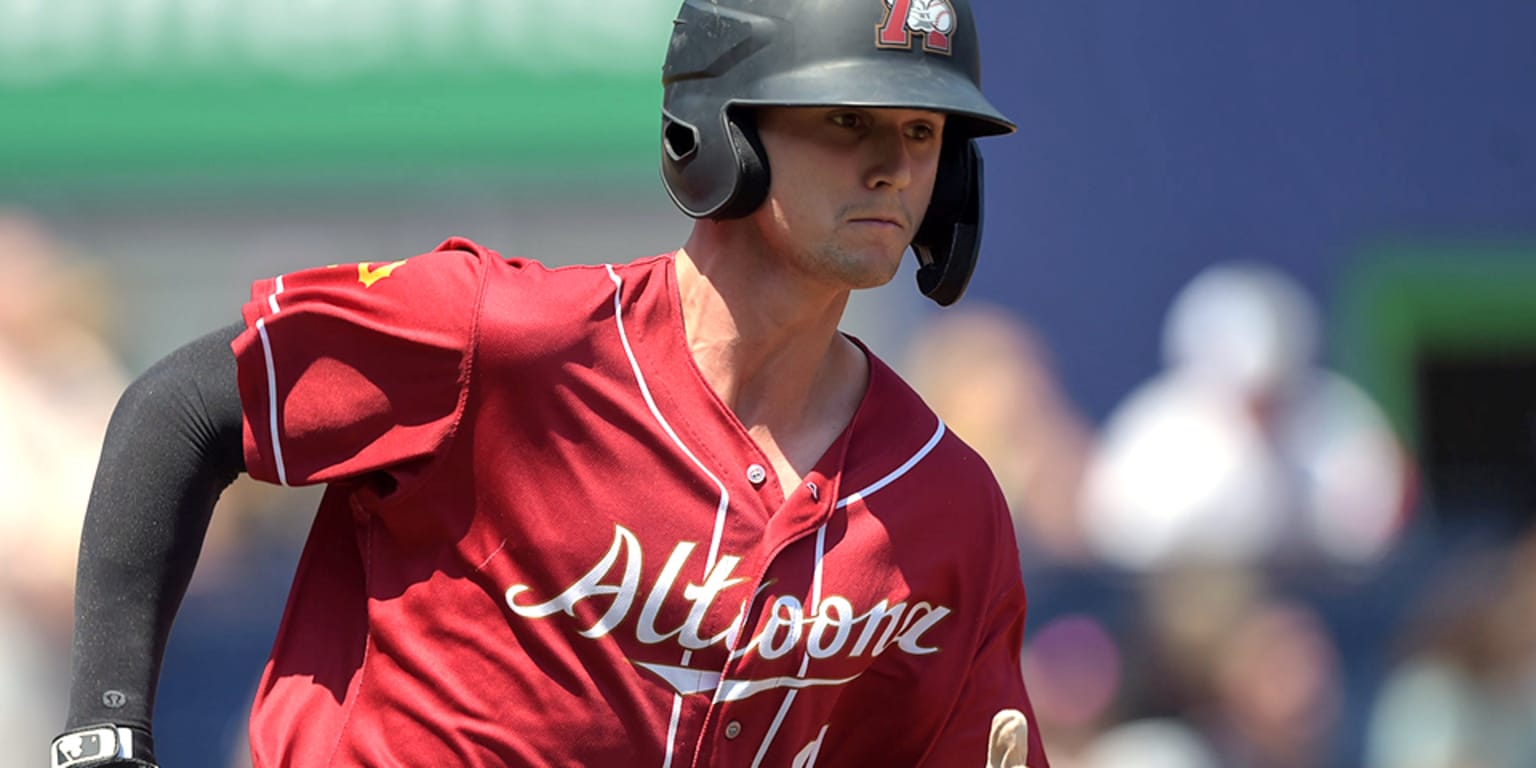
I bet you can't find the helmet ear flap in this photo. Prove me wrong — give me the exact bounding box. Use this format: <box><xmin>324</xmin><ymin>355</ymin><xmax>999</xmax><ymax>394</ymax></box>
<box><xmin>710</xmin><ymin>112</ymin><xmax>771</xmax><ymax>220</ymax></box>
<box><xmin>913</xmin><ymin>138</ymin><xmax>984</xmax><ymax>306</ymax></box>
<box><xmin>661</xmin><ymin>109</ymin><xmax>770</xmax><ymax>220</ymax></box>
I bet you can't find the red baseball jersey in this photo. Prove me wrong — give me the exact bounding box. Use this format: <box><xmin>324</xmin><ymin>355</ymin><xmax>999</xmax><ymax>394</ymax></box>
<box><xmin>232</xmin><ymin>237</ymin><xmax>1048</xmax><ymax>767</ymax></box>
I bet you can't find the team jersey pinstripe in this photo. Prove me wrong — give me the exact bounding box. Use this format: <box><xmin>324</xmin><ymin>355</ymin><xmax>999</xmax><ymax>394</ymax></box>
<box><xmin>232</xmin><ymin>238</ymin><xmax>1047</xmax><ymax>767</ymax></box>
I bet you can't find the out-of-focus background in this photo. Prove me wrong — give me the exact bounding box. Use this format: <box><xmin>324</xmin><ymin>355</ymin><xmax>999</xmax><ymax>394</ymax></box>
<box><xmin>5</xmin><ymin>1</ymin><xmax>1535</xmax><ymax>765</ymax></box>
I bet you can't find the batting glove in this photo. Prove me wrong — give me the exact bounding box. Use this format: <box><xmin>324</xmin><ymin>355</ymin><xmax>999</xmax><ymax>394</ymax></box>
<box><xmin>986</xmin><ymin>709</ymin><xmax>1033</xmax><ymax>768</ymax></box>
<box><xmin>50</xmin><ymin>724</ymin><xmax>159</xmax><ymax>768</ymax></box>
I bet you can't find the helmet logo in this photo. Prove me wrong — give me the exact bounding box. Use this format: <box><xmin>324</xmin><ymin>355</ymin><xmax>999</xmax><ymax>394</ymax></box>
<box><xmin>877</xmin><ymin>0</ymin><xmax>955</xmax><ymax>55</ymax></box>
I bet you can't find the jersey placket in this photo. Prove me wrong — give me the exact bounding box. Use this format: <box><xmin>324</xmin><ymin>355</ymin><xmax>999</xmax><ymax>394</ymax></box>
<box><xmin>612</xmin><ymin>257</ymin><xmax>860</xmax><ymax>767</ymax></box>
<box><xmin>688</xmin><ymin>456</ymin><xmax>851</xmax><ymax>767</ymax></box>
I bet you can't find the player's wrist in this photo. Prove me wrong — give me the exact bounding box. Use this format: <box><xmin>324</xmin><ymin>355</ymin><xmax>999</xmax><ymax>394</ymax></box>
<box><xmin>51</xmin><ymin>724</ymin><xmax>158</xmax><ymax>768</ymax></box>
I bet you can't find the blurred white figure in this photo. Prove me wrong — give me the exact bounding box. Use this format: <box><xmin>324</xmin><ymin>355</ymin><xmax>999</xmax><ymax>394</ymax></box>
<box><xmin>1365</xmin><ymin>532</ymin><xmax>1536</xmax><ymax>767</ymax></box>
<box><xmin>1081</xmin><ymin>263</ymin><xmax>1410</xmax><ymax>570</ymax></box>
<box><xmin>1080</xmin><ymin>719</ymin><xmax>1220</xmax><ymax>768</ymax></box>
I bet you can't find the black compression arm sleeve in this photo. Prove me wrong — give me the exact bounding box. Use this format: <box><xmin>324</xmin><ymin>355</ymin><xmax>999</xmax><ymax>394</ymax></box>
<box><xmin>66</xmin><ymin>322</ymin><xmax>247</xmax><ymax>732</ymax></box>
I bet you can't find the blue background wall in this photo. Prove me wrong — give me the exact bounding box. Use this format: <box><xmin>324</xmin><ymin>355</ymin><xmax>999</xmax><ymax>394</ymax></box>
<box><xmin>968</xmin><ymin>0</ymin><xmax>1536</xmax><ymax>422</ymax></box>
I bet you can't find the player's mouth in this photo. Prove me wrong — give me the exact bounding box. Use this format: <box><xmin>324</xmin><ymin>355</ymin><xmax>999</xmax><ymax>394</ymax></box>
<box><xmin>846</xmin><ymin>213</ymin><xmax>907</xmax><ymax>230</ymax></box>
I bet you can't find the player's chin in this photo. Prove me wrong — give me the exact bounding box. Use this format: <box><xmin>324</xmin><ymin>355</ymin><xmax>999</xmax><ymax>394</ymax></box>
<box><xmin>815</xmin><ymin>238</ymin><xmax>905</xmax><ymax>289</ymax></box>
<box><xmin>837</xmin><ymin>251</ymin><xmax>904</xmax><ymax>290</ymax></box>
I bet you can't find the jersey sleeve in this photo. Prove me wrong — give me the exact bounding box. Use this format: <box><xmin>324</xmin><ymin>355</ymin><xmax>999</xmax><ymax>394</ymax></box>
<box><xmin>231</xmin><ymin>237</ymin><xmax>490</xmax><ymax>487</ymax></box>
<box><xmin>923</xmin><ymin>516</ymin><xmax>1051</xmax><ymax>768</ymax></box>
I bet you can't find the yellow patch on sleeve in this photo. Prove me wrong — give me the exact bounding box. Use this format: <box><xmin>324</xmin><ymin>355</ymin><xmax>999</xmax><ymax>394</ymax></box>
<box><xmin>357</xmin><ymin>259</ymin><xmax>408</xmax><ymax>287</ymax></box>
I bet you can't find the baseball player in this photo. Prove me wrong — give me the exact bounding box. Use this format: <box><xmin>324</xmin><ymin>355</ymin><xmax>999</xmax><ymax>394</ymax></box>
<box><xmin>56</xmin><ymin>1</ymin><xmax>1049</xmax><ymax>766</ymax></box>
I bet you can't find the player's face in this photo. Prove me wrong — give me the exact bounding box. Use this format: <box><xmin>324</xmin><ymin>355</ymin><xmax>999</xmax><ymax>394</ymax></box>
<box><xmin>751</xmin><ymin>106</ymin><xmax>945</xmax><ymax>292</ymax></box>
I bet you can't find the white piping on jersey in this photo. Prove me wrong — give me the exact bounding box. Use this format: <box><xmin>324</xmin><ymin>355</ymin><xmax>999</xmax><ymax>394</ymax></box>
<box><xmin>754</xmin><ymin>417</ymin><xmax>945</xmax><ymax>766</ymax></box>
<box><xmin>835</xmin><ymin>418</ymin><xmax>947</xmax><ymax>510</ymax></box>
<box><xmin>753</xmin><ymin>689</ymin><xmax>798</xmax><ymax>768</ymax></box>
<box><xmin>603</xmin><ymin>265</ymin><xmax>732</xmax><ymax>572</ymax></box>
<box><xmin>809</xmin><ymin>524</ymin><xmax>827</xmax><ymax>613</ymax></box>
<box><xmin>254</xmin><ymin>317</ymin><xmax>290</xmax><ymax>487</ymax></box>
<box><xmin>605</xmin><ymin>264</ymin><xmax>734</xmax><ymax>768</ymax></box>
<box><xmin>661</xmin><ymin>694</ymin><xmax>683</xmax><ymax>768</ymax></box>
<box><xmin>662</xmin><ymin>697</ymin><xmax>682</xmax><ymax>768</ymax></box>
<box><xmin>751</xmin><ymin>521</ymin><xmax>828</xmax><ymax>768</ymax></box>
<box><xmin>267</xmin><ymin>274</ymin><xmax>285</xmax><ymax>314</ymax></box>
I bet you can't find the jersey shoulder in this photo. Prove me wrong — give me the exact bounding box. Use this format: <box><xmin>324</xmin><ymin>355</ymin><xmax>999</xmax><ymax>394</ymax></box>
<box><xmin>478</xmin><ymin>249</ymin><xmax>673</xmax><ymax>304</ymax></box>
<box><xmin>847</xmin><ymin>347</ymin><xmax>1022</xmax><ymax>584</ymax></box>
<box><xmin>852</xmin><ymin>346</ymin><xmax>1011</xmax><ymax>515</ymax></box>
<box><xmin>472</xmin><ymin>249</ymin><xmax>676</xmax><ymax>365</ymax></box>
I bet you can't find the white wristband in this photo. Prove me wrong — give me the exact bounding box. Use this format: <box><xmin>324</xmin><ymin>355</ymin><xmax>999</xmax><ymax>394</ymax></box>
<box><xmin>51</xmin><ymin>725</ymin><xmax>139</xmax><ymax>768</ymax></box>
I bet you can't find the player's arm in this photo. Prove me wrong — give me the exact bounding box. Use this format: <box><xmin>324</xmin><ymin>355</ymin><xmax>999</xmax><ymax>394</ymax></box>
<box><xmin>53</xmin><ymin>322</ymin><xmax>246</xmax><ymax>768</ymax></box>
<box><xmin>922</xmin><ymin>577</ymin><xmax>1049</xmax><ymax>768</ymax></box>
<box><xmin>919</xmin><ymin>495</ymin><xmax>1051</xmax><ymax>768</ymax></box>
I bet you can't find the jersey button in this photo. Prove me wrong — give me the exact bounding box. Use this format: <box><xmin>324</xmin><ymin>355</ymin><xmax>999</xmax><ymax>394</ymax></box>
<box><xmin>746</xmin><ymin>464</ymin><xmax>767</xmax><ymax>485</ymax></box>
<box><xmin>724</xmin><ymin>720</ymin><xmax>743</xmax><ymax>740</ymax></box>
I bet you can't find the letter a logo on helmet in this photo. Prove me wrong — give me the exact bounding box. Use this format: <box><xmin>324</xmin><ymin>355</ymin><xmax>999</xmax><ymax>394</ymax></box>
<box><xmin>878</xmin><ymin>0</ymin><xmax>956</xmax><ymax>54</ymax></box>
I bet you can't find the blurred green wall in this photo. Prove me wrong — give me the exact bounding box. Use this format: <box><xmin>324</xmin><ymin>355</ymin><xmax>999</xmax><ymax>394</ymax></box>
<box><xmin>0</xmin><ymin>0</ymin><xmax>680</xmax><ymax>196</ymax></box>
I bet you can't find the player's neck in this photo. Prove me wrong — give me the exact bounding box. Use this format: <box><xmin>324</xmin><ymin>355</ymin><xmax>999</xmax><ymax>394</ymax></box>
<box><xmin>675</xmin><ymin>230</ymin><xmax>869</xmax><ymax>489</ymax></box>
<box><xmin>673</xmin><ymin>236</ymin><xmax>855</xmax><ymax>410</ymax></box>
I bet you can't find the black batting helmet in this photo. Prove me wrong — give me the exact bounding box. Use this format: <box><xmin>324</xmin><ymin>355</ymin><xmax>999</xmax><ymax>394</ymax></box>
<box><xmin>659</xmin><ymin>0</ymin><xmax>1015</xmax><ymax>306</ymax></box>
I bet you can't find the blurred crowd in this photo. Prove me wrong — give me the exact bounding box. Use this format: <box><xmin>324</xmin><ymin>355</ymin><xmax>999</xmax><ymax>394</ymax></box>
<box><xmin>0</xmin><ymin>211</ymin><xmax>128</xmax><ymax>750</ymax></box>
<box><xmin>4</xmin><ymin>210</ymin><xmax>1534</xmax><ymax>767</ymax></box>
<box><xmin>907</xmin><ymin>263</ymin><xmax>1536</xmax><ymax>767</ymax></box>
<box><xmin>0</xmin><ymin>210</ymin><xmax>304</xmax><ymax>765</ymax></box>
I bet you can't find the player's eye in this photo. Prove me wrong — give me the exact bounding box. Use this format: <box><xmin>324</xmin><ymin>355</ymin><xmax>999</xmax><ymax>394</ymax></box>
<box><xmin>829</xmin><ymin>111</ymin><xmax>866</xmax><ymax>130</ymax></box>
<box><xmin>905</xmin><ymin>122</ymin><xmax>938</xmax><ymax>142</ymax></box>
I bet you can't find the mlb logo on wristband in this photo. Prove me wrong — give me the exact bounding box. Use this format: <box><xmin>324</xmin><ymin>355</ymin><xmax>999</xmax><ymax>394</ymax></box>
<box><xmin>52</xmin><ymin>725</ymin><xmax>131</xmax><ymax>768</ymax></box>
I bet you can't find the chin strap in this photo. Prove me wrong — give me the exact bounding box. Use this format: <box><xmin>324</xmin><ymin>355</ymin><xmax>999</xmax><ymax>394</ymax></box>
<box><xmin>51</xmin><ymin>725</ymin><xmax>157</xmax><ymax>768</ymax></box>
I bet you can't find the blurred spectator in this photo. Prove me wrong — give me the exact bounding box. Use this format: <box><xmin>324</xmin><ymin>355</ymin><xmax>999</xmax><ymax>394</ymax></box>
<box><xmin>904</xmin><ymin>302</ymin><xmax>1096</xmax><ymax>563</ymax></box>
<box><xmin>1022</xmin><ymin>563</ymin><xmax>1347</xmax><ymax>767</ymax></box>
<box><xmin>1078</xmin><ymin>718</ymin><xmax>1220</xmax><ymax>768</ymax></box>
<box><xmin>1203</xmin><ymin>595</ymin><xmax>1345</xmax><ymax>767</ymax></box>
<box><xmin>1116</xmin><ymin>565</ymin><xmax>1344</xmax><ymax>767</ymax></box>
<box><xmin>0</xmin><ymin>210</ymin><xmax>316</xmax><ymax>765</ymax></box>
<box><xmin>1365</xmin><ymin>531</ymin><xmax>1536</xmax><ymax>767</ymax></box>
<box><xmin>0</xmin><ymin>211</ymin><xmax>130</xmax><ymax>746</ymax></box>
<box><xmin>1080</xmin><ymin>262</ymin><xmax>1413</xmax><ymax>571</ymax></box>
<box><xmin>1133</xmin><ymin>563</ymin><xmax>1267</xmax><ymax>720</ymax></box>
<box><xmin>1020</xmin><ymin>613</ymin><xmax>1126</xmax><ymax>759</ymax></box>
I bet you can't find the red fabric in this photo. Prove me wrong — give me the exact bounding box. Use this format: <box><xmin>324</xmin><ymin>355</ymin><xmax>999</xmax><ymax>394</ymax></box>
<box><xmin>231</xmin><ymin>238</ymin><xmax>1049</xmax><ymax>767</ymax></box>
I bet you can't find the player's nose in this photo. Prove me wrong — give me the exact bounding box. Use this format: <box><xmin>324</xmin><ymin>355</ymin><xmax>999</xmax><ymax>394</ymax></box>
<box><xmin>863</xmin><ymin>126</ymin><xmax>916</xmax><ymax>191</ymax></box>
